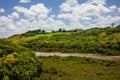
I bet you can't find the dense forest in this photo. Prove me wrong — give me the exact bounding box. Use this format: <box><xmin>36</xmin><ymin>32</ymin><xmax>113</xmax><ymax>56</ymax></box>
<box><xmin>9</xmin><ymin>25</ymin><xmax>120</xmax><ymax>56</ymax></box>
<box><xmin>0</xmin><ymin>40</ymin><xmax>42</xmax><ymax>80</ymax></box>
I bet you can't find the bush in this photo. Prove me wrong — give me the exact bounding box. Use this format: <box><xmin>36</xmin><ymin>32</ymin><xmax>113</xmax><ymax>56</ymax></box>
<box><xmin>0</xmin><ymin>40</ymin><xmax>43</xmax><ymax>80</ymax></box>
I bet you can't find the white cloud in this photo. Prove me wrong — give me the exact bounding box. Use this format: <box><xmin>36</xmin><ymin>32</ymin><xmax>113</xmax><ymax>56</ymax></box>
<box><xmin>0</xmin><ymin>16</ymin><xmax>16</xmax><ymax>31</ymax></box>
<box><xmin>0</xmin><ymin>16</ymin><xmax>12</xmax><ymax>27</ymax></box>
<box><xmin>14</xmin><ymin>6</ymin><xmax>35</xmax><ymax>19</ymax></box>
<box><xmin>0</xmin><ymin>8</ymin><xmax>5</xmax><ymax>13</ymax></box>
<box><xmin>87</xmin><ymin>0</ymin><xmax>106</xmax><ymax>5</ymax></box>
<box><xmin>81</xmin><ymin>17</ymin><xmax>92</xmax><ymax>21</ymax></box>
<box><xmin>11</xmin><ymin>12</ymin><xmax>19</xmax><ymax>19</ymax></box>
<box><xmin>96</xmin><ymin>15</ymin><xmax>120</xmax><ymax>27</ymax></box>
<box><xmin>8</xmin><ymin>12</ymin><xmax>19</xmax><ymax>19</ymax></box>
<box><xmin>14</xmin><ymin>3</ymin><xmax>49</xmax><ymax>20</ymax></box>
<box><xmin>118</xmin><ymin>8</ymin><xmax>120</xmax><ymax>13</ymax></box>
<box><xmin>30</xmin><ymin>3</ymin><xmax>49</xmax><ymax>15</ymax></box>
<box><xmin>109</xmin><ymin>5</ymin><xmax>117</xmax><ymax>11</ymax></box>
<box><xmin>58</xmin><ymin>0</ymin><xmax>110</xmax><ymax>23</ymax></box>
<box><xmin>58</xmin><ymin>0</ymin><xmax>120</xmax><ymax>29</ymax></box>
<box><xmin>60</xmin><ymin>0</ymin><xmax>78</xmax><ymax>12</ymax></box>
<box><xmin>19</xmin><ymin>0</ymin><xmax>31</xmax><ymax>3</ymax></box>
<box><xmin>15</xmin><ymin>19</ymin><xmax>31</xmax><ymax>33</ymax></box>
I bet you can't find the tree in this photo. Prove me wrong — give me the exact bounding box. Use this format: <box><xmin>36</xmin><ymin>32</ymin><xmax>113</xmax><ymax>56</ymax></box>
<box><xmin>111</xmin><ymin>23</ymin><xmax>115</xmax><ymax>27</ymax></box>
<box><xmin>41</xmin><ymin>29</ymin><xmax>45</xmax><ymax>33</ymax></box>
<box><xmin>52</xmin><ymin>30</ymin><xmax>56</xmax><ymax>33</ymax></box>
<box><xmin>63</xmin><ymin>29</ymin><xmax>66</xmax><ymax>32</ymax></box>
<box><xmin>37</xmin><ymin>29</ymin><xmax>41</xmax><ymax>33</ymax></box>
<box><xmin>58</xmin><ymin>28</ymin><xmax>62</xmax><ymax>32</ymax></box>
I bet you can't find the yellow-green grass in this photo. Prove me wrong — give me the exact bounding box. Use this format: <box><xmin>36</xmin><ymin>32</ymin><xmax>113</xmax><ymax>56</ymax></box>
<box><xmin>7</xmin><ymin>32</ymin><xmax>71</xmax><ymax>43</ymax></box>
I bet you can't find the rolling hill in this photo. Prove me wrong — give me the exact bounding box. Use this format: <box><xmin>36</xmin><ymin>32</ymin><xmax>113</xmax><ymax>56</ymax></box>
<box><xmin>8</xmin><ymin>25</ymin><xmax>120</xmax><ymax>55</ymax></box>
<box><xmin>1</xmin><ymin>25</ymin><xmax>120</xmax><ymax>80</ymax></box>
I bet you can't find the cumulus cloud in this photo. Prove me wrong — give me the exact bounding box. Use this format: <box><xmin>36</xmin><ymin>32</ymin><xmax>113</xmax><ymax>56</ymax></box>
<box><xmin>59</xmin><ymin>0</ymin><xmax>78</xmax><ymax>12</ymax></box>
<box><xmin>14</xmin><ymin>3</ymin><xmax>49</xmax><ymax>20</ymax></box>
<box><xmin>109</xmin><ymin>5</ymin><xmax>117</xmax><ymax>11</ymax></box>
<box><xmin>0</xmin><ymin>16</ymin><xmax>16</xmax><ymax>31</ymax></box>
<box><xmin>12</xmin><ymin>3</ymin><xmax>51</xmax><ymax>32</ymax></box>
<box><xmin>8</xmin><ymin>12</ymin><xmax>19</xmax><ymax>19</ymax></box>
<box><xmin>58</xmin><ymin>0</ymin><xmax>120</xmax><ymax>28</ymax></box>
<box><xmin>87</xmin><ymin>0</ymin><xmax>106</xmax><ymax>5</ymax></box>
<box><xmin>118</xmin><ymin>8</ymin><xmax>120</xmax><ymax>13</ymax></box>
<box><xmin>19</xmin><ymin>0</ymin><xmax>31</xmax><ymax>3</ymax></box>
<box><xmin>0</xmin><ymin>8</ymin><xmax>5</xmax><ymax>13</ymax></box>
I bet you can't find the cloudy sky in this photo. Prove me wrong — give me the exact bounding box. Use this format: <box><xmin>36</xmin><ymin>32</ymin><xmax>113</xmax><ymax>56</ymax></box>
<box><xmin>0</xmin><ymin>0</ymin><xmax>120</xmax><ymax>38</ymax></box>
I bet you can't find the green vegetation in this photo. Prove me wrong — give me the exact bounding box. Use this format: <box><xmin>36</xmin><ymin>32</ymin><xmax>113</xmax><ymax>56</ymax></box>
<box><xmin>1</xmin><ymin>25</ymin><xmax>120</xmax><ymax>80</ymax></box>
<box><xmin>0</xmin><ymin>39</ymin><xmax>42</xmax><ymax>80</ymax></box>
<box><xmin>9</xmin><ymin>25</ymin><xmax>120</xmax><ymax>55</ymax></box>
<box><xmin>20</xmin><ymin>29</ymin><xmax>46</xmax><ymax>37</ymax></box>
<box><xmin>34</xmin><ymin>56</ymin><xmax>120</xmax><ymax>80</ymax></box>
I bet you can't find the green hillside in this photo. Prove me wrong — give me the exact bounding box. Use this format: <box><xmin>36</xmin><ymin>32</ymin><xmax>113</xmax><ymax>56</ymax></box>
<box><xmin>34</xmin><ymin>56</ymin><xmax>120</xmax><ymax>80</ymax></box>
<box><xmin>9</xmin><ymin>25</ymin><xmax>120</xmax><ymax>55</ymax></box>
<box><xmin>1</xmin><ymin>25</ymin><xmax>120</xmax><ymax>80</ymax></box>
<box><xmin>1</xmin><ymin>39</ymin><xmax>120</xmax><ymax>80</ymax></box>
<box><xmin>0</xmin><ymin>39</ymin><xmax>42</xmax><ymax>80</ymax></box>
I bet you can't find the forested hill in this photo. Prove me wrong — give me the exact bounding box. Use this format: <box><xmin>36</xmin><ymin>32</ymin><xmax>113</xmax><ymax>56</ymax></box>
<box><xmin>8</xmin><ymin>25</ymin><xmax>120</xmax><ymax>55</ymax></box>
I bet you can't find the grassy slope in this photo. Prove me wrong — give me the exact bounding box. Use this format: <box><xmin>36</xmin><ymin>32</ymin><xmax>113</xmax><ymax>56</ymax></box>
<box><xmin>8</xmin><ymin>25</ymin><xmax>120</xmax><ymax>55</ymax></box>
<box><xmin>34</xmin><ymin>56</ymin><xmax>120</xmax><ymax>80</ymax></box>
<box><xmin>8</xmin><ymin>32</ymin><xmax>71</xmax><ymax>42</ymax></box>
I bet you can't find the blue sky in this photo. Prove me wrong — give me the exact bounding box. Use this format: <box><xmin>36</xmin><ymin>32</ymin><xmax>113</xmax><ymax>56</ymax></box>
<box><xmin>0</xmin><ymin>0</ymin><xmax>120</xmax><ymax>38</ymax></box>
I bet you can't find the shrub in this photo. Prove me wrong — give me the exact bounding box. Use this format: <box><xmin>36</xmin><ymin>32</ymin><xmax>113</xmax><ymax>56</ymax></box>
<box><xmin>0</xmin><ymin>40</ymin><xmax>43</xmax><ymax>80</ymax></box>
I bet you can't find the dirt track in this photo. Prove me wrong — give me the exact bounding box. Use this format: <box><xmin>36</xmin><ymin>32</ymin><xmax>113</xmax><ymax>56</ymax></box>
<box><xmin>35</xmin><ymin>52</ymin><xmax>120</xmax><ymax>60</ymax></box>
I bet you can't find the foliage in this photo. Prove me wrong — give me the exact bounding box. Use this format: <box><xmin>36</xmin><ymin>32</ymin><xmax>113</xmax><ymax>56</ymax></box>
<box><xmin>20</xmin><ymin>29</ymin><xmax>46</xmax><ymax>37</ymax></box>
<box><xmin>0</xmin><ymin>40</ymin><xmax>42</xmax><ymax>80</ymax></box>
<box><xmin>12</xmin><ymin>25</ymin><xmax>120</xmax><ymax>55</ymax></box>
